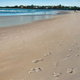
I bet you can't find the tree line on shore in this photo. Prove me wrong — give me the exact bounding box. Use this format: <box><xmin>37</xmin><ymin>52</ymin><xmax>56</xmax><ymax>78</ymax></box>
<box><xmin>0</xmin><ymin>4</ymin><xmax>80</xmax><ymax>10</ymax></box>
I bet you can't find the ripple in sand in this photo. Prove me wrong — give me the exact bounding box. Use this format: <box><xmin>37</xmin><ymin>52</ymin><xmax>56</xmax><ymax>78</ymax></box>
<box><xmin>53</xmin><ymin>72</ymin><xmax>62</xmax><ymax>77</ymax></box>
<box><xmin>67</xmin><ymin>68</ymin><xmax>73</xmax><ymax>73</ymax></box>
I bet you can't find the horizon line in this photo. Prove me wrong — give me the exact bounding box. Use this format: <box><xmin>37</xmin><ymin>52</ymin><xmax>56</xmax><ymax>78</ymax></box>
<box><xmin>0</xmin><ymin>4</ymin><xmax>80</xmax><ymax>7</ymax></box>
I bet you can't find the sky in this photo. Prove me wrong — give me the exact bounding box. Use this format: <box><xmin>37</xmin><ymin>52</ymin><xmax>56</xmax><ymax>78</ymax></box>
<box><xmin>0</xmin><ymin>0</ymin><xmax>80</xmax><ymax>7</ymax></box>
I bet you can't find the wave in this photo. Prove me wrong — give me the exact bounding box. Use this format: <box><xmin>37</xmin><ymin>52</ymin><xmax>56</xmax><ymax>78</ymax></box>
<box><xmin>0</xmin><ymin>8</ymin><xmax>59</xmax><ymax>16</ymax></box>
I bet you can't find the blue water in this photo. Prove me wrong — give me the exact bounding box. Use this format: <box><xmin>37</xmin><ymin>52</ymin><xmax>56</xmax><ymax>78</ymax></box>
<box><xmin>0</xmin><ymin>8</ymin><xmax>59</xmax><ymax>16</ymax></box>
<box><xmin>0</xmin><ymin>8</ymin><xmax>59</xmax><ymax>27</ymax></box>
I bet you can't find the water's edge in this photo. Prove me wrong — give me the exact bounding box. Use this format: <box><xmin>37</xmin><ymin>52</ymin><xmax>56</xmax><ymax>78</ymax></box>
<box><xmin>0</xmin><ymin>10</ymin><xmax>69</xmax><ymax>28</ymax></box>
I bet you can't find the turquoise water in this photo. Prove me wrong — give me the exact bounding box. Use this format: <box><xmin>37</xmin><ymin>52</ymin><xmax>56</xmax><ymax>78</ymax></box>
<box><xmin>0</xmin><ymin>8</ymin><xmax>59</xmax><ymax>16</ymax></box>
<box><xmin>0</xmin><ymin>8</ymin><xmax>59</xmax><ymax>27</ymax></box>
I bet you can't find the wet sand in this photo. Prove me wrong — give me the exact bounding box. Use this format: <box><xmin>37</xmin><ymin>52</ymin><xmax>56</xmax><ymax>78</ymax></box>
<box><xmin>0</xmin><ymin>11</ymin><xmax>80</xmax><ymax>80</ymax></box>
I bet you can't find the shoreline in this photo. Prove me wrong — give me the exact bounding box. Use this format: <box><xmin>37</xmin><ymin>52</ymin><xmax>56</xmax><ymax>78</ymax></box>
<box><xmin>0</xmin><ymin>11</ymin><xmax>69</xmax><ymax>28</ymax></box>
<box><xmin>0</xmin><ymin>11</ymin><xmax>80</xmax><ymax>80</ymax></box>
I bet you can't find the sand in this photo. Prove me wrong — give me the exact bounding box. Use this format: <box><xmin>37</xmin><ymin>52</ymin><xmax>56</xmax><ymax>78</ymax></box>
<box><xmin>0</xmin><ymin>11</ymin><xmax>80</xmax><ymax>80</ymax></box>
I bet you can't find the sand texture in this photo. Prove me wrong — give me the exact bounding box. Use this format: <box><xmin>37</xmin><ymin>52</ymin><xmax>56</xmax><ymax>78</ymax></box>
<box><xmin>0</xmin><ymin>11</ymin><xmax>80</xmax><ymax>80</ymax></box>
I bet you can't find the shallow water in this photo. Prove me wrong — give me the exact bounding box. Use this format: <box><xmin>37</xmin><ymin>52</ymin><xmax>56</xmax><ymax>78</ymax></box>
<box><xmin>0</xmin><ymin>15</ymin><xmax>58</xmax><ymax>27</ymax></box>
<box><xmin>0</xmin><ymin>8</ymin><xmax>59</xmax><ymax>27</ymax></box>
<box><xmin>0</xmin><ymin>8</ymin><xmax>58</xmax><ymax>16</ymax></box>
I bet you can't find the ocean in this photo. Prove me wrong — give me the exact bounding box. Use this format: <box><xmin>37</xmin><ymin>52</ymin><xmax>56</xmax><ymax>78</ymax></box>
<box><xmin>0</xmin><ymin>8</ymin><xmax>59</xmax><ymax>27</ymax></box>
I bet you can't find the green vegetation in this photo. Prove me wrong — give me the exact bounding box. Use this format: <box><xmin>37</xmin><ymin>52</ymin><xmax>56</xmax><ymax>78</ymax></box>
<box><xmin>0</xmin><ymin>4</ymin><xmax>80</xmax><ymax>10</ymax></box>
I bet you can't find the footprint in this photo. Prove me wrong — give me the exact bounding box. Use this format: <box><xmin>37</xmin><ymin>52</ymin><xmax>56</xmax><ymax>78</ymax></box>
<box><xmin>67</xmin><ymin>55</ymin><xmax>72</xmax><ymax>58</ymax></box>
<box><xmin>29</xmin><ymin>68</ymin><xmax>36</xmax><ymax>73</ymax></box>
<box><xmin>32</xmin><ymin>60</ymin><xmax>39</xmax><ymax>63</ymax></box>
<box><xmin>77</xmin><ymin>47</ymin><xmax>79</xmax><ymax>49</ymax></box>
<box><xmin>47</xmin><ymin>52</ymin><xmax>51</xmax><ymax>55</ymax></box>
<box><xmin>53</xmin><ymin>72</ymin><xmax>62</xmax><ymax>77</ymax></box>
<box><xmin>71</xmin><ymin>44</ymin><xmax>74</xmax><ymax>46</ymax></box>
<box><xmin>32</xmin><ymin>59</ymin><xmax>43</xmax><ymax>63</ymax></box>
<box><xmin>59</xmin><ymin>44</ymin><xmax>61</xmax><ymax>46</ymax></box>
<box><xmin>75</xmin><ymin>54</ymin><xmax>79</xmax><ymax>57</ymax></box>
<box><xmin>67</xmin><ymin>68</ymin><xmax>74</xmax><ymax>74</ymax></box>
<box><xmin>35</xmin><ymin>67</ymin><xmax>42</xmax><ymax>72</ymax></box>
<box><xmin>53</xmin><ymin>62</ymin><xmax>59</xmax><ymax>67</ymax></box>
<box><xmin>38</xmin><ymin>59</ymin><xmax>43</xmax><ymax>61</ymax></box>
<box><xmin>69</xmin><ymin>49</ymin><xmax>72</xmax><ymax>51</ymax></box>
<box><xmin>44</xmin><ymin>53</ymin><xmax>48</xmax><ymax>57</ymax></box>
<box><xmin>44</xmin><ymin>52</ymin><xmax>51</xmax><ymax>57</ymax></box>
<box><xmin>50</xmin><ymin>47</ymin><xmax>53</xmax><ymax>50</ymax></box>
<box><xmin>29</xmin><ymin>67</ymin><xmax>42</xmax><ymax>73</ymax></box>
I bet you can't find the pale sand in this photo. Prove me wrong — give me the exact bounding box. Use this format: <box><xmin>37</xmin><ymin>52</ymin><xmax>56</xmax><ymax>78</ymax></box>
<box><xmin>0</xmin><ymin>11</ymin><xmax>80</xmax><ymax>80</ymax></box>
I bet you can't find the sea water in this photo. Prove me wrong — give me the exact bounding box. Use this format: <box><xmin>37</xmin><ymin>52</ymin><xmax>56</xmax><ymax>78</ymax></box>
<box><xmin>0</xmin><ymin>8</ymin><xmax>59</xmax><ymax>27</ymax></box>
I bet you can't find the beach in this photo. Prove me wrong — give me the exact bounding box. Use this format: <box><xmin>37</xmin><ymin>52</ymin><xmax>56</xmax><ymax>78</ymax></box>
<box><xmin>0</xmin><ymin>11</ymin><xmax>80</xmax><ymax>80</ymax></box>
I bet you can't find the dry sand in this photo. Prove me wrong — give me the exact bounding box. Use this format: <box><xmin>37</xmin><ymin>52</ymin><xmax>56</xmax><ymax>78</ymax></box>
<box><xmin>0</xmin><ymin>11</ymin><xmax>80</xmax><ymax>80</ymax></box>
